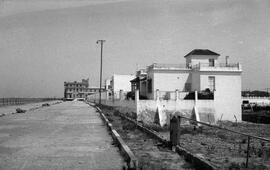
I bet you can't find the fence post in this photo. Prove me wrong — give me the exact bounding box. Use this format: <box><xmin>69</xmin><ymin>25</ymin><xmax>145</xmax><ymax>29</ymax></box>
<box><xmin>156</xmin><ymin>89</ymin><xmax>160</xmax><ymax>101</ymax></box>
<box><xmin>170</xmin><ymin>116</ymin><xmax>180</xmax><ymax>149</ymax></box>
<box><xmin>119</xmin><ymin>90</ymin><xmax>123</xmax><ymax>100</ymax></box>
<box><xmin>246</xmin><ymin>136</ymin><xmax>250</xmax><ymax>168</ymax></box>
<box><xmin>106</xmin><ymin>90</ymin><xmax>109</xmax><ymax>101</ymax></box>
<box><xmin>175</xmin><ymin>89</ymin><xmax>179</xmax><ymax>101</ymax></box>
<box><xmin>195</xmin><ymin>90</ymin><xmax>198</xmax><ymax>104</ymax></box>
<box><xmin>135</xmin><ymin>89</ymin><xmax>139</xmax><ymax>103</ymax></box>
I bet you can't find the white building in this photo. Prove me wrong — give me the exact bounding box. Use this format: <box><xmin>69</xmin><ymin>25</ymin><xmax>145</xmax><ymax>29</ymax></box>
<box><xmin>109</xmin><ymin>74</ymin><xmax>135</xmax><ymax>99</ymax></box>
<box><xmin>139</xmin><ymin>49</ymin><xmax>242</xmax><ymax>122</ymax></box>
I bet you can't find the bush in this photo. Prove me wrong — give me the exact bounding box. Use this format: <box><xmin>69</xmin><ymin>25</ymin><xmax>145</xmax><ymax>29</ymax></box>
<box><xmin>184</xmin><ymin>89</ymin><xmax>214</xmax><ymax>100</ymax></box>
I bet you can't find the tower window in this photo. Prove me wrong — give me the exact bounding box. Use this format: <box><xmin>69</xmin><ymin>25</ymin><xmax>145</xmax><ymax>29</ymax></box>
<box><xmin>209</xmin><ymin>59</ymin><xmax>215</xmax><ymax>67</ymax></box>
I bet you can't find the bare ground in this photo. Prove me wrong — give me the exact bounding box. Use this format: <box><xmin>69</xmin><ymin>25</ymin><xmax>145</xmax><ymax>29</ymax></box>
<box><xmin>100</xmin><ymin>105</ymin><xmax>195</xmax><ymax>170</ymax></box>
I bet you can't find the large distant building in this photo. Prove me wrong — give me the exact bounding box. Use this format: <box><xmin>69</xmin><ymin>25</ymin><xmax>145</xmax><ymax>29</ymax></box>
<box><xmin>64</xmin><ymin>79</ymin><xmax>105</xmax><ymax>100</ymax></box>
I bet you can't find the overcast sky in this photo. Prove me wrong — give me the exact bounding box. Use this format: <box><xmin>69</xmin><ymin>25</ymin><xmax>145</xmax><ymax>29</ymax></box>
<box><xmin>0</xmin><ymin>0</ymin><xmax>270</xmax><ymax>97</ymax></box>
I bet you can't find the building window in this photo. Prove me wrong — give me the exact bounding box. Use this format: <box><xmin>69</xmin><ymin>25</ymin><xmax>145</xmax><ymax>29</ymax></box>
<box><xmin>209</xmin><ymin>59</ymin><xmax>215</xmax><ymax>67</ymax></box>
<box><xmin>147</xmin><ymin>79</ymin><xmax>152</xmax><ymax>93</ymax></box>
<box><xmin>208</xmin><ymin>76</ymin><xmax>215</xmax><ymax>91</ymax></box>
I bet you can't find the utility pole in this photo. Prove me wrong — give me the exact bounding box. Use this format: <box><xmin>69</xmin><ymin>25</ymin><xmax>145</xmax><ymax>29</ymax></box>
<box><xmin>96</xmin><ymin>40</ymin><xmax>105</xmax><ymax>104</ymax></box>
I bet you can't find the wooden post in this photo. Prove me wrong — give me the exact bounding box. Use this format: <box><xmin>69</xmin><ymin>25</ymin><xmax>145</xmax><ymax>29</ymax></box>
<box><xmin>135</xmin><ymin>89</ymin><xmax>139</xmax><ymax>103</ymax></box>
<box><xmin>195</xmin><ymin>90</ymin><xmax>198</xmax><ymax>104</ymax></box>
<box><xmin>175</xmin><ymin>89</ymin><xmax>179</xmax><ymax>101</ymax></box>
<box><xmin>119</xmin><ymin>90</ymin><xmax>123</xmax><ymax>100</ymax></box>
<box><xmin>156</xmin><ymin>89</ymin><xmax>160</xmax><ymax>101</ymax></box>
<box><xmin>170</xmin><ymin>116</ymin><xmax>181</xmax><ymax>148</ymax></box>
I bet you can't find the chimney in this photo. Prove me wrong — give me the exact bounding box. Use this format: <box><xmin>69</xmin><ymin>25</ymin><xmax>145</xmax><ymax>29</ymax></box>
<box><xmin>225</xmin><ymin>56</ymin><xmax>229</xmax><ymax>66</ymax></box>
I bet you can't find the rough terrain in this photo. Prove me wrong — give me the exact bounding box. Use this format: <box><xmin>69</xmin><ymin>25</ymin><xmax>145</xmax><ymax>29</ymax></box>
<box><xmin>100</xmin><ymin>105</ymin><xmax>195</xmax><ymax>170</ymax></box>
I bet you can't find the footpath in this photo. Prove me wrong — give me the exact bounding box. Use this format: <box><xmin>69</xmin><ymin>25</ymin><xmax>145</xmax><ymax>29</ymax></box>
<box><xmin>0</xmin><ymin>101</ymin><xmax>124</xmax><ymax>170</ymax></box>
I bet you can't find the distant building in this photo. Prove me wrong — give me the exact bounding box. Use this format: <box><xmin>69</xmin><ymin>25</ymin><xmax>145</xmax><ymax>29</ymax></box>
<box><xmin>130</xmin><ymin>69</ymin><xmax>147</xmax><ymax>97</ymax></box>
<box><xmin>111</xmin><ymin>74</ymin><xmax>135</xmax><ymax>92</ymax></box>
<box><xmin>64</xmin><ymin>79</ymin><xmax>105</xmax><ymax>100</ymax></box>
<box><xmin>106</xmin><ymin>74</ymin><xmax>135</xmax><ymax>99</ymax></box>
<box><xmin>105</xmin><ymin>79</ymin><xmax>111</xmax><ymax>90</ymax></box>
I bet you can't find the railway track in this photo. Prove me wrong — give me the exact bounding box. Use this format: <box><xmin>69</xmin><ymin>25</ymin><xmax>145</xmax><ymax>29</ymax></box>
<box><xmin>100</xmin><ymin>106</ymin><xmax>195</xmax><ymax>170</ymax></box>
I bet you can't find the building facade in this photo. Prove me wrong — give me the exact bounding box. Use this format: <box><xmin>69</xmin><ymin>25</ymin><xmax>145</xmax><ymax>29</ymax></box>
<box><xmin>106</xmin><ymin>74</ymin><xmax>135</xmax><ymax>99</ymax></box>
<box><xmin>64</xmin><ymin>79</ymin><xmax>105</xmax><ymax>100</ymax></box>
<box><xmin>134</xmin><ymin>49</ymin><xmax>242</xmax><ymax>121</ymax></box>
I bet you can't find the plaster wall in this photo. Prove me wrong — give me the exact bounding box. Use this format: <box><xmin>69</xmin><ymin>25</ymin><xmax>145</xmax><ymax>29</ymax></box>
<box><xmin>112</xmin><ymin>74</ymin><xmax>135</xmax><ymax>92</ymax></box>
<box><xmin>200</xmin><ymin>72</ymin><xmax>242</xmax><ymax>121</ymax></box>
<box><xmin>137</xmin><ymin>99</ymin><xmax>215</xmax><ymax>126</ymax></box>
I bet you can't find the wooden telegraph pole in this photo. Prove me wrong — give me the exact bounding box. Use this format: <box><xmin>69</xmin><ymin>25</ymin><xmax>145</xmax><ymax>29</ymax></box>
<box><xmin>96</xmin><ymin>40</ymin><xmax>105</xmax><ymax>105</ymax></box>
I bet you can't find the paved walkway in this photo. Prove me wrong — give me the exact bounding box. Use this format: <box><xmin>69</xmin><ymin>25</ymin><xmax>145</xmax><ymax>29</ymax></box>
<box><xmin>0</xmin><ymin>101</ymin><xmax>124</xmax><ymax>170</ymax></box>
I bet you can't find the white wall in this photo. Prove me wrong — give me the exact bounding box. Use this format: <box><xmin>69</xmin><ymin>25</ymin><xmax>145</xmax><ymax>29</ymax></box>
<box><xmin>112</xmin><ymin>74</ymin><xmax>135</xmax><ymax>92</ymax></box>
<box><xmin>186</xmin><ymin>55</ymin><xmax>219</xmax><ymax>66</ymax></box>
<box><xmin>199</xmin><ymin>72</ymin><xmax>242</xmax><ymax>121</ymax></box>
<box><xmin>153</xmin><ymin>71</ymin><xmax>190</xmax><ymax>92</ymax></box>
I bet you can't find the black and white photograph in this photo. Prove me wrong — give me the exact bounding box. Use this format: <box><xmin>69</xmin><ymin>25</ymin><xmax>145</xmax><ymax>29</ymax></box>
<box><xmin>0</xmin><ymin>0</ymin><xmax>270</xmax><ymax>169</ymax></box>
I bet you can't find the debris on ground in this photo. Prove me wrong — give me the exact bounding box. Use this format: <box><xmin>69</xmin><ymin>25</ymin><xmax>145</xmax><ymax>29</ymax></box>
<box><xmin>16</xmin><ymin>108</ymin><xmax>26</xmax><ymax>113</ymax></box>
<box><xmin>42</xmin><ymin>103</ymin><xmax>50</xmax><ymax>107</ymax></box>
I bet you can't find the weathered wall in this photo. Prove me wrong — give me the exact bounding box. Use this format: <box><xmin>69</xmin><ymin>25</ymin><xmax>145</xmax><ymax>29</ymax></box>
<box><xmin>137</xmin><ymin>99</ymin><xmax>215</xmax><ymax>126</ymax></box>
<box><xmin>101</xmin><ymin>99</ymin><xmax>137</xmax><ymax>118</ymax></box>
